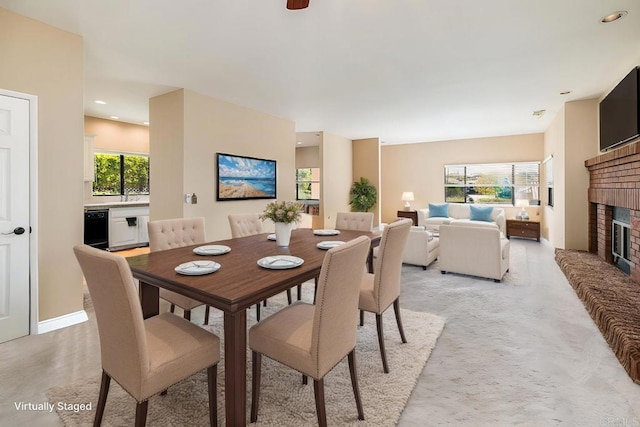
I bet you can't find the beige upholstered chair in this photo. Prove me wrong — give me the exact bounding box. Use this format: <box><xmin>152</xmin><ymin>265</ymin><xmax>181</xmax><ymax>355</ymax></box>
<box><xmin>335</xmin><ymin>211</ymin><xmax>374</xmax><ymax>231</ymax></box>
<box><xmin>73</xmin><ymin>245</ymin><xmax>220</xmax><ymax>427</ymax></box>
<box><xmin>359</xmin><ymin>218</ymin><xmax>412</xmax><ymax>373</ymax></box>
<box><xmin>148</xmin><ymin>217</ymin><xmax>212</xmax><ymax>324</ymax></box>
<box><xmin>227</xmin><ymin>213</ymin><xmax>291</xmax><ymax>321</ymax></box>
<box><xmin>249</xmin><ymin>236</ymin><xmax>371</xmax><ymax>426</ymax></box>
<box><xmin>228</xmin><ymin>212</ymin><xmax>264</xmax><ymax>237</ymax></box>
<box><xmin>438</xmin><ymin>223</ymin><xmax>510</xmax><ymax>282</ymax></box>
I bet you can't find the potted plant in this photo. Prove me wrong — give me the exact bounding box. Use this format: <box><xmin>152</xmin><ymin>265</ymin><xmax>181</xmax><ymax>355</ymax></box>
<box><xmin>260</xmin><ymin>200</ymin><xmax>304</xmax><ymax>247</ymax></box>
<box><xmin>349</xmin><ymin>177</ymin><xmax>377</xmax><ymax>212</ymax></box>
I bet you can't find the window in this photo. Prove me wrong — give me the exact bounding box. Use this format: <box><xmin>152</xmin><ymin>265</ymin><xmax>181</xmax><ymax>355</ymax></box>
<box><xmin>444</xmin><ymin>162</ymin><xmax>540</xmax><ymax>205</ymax></box>
<box><xmin>93</xmin><ymin>152</ymin><xmax>150</xmax><ymax>196</ymax></box>
<box><xmin>296</xmin><ymin>168</ymin><xmax>320</xmax><ymax>200</ymax></box>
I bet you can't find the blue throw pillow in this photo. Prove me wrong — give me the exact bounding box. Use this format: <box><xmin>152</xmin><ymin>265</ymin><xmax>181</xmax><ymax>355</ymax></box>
<box><xmin>428</xmin><ymin>203</ymin><xmax>449</xmax><ymax>218</ymax></box>
<box><xmin>470</xmin><ymin>205</ymin><xmax>494</xmax><ymax>222</ymax></box>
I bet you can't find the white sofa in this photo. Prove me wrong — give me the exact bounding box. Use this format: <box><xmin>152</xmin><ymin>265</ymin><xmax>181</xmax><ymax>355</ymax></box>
<box><xmin>417</xmin><ymin>203</ymin><xmax>506</xmax><ymax>235</ymax></box>
<box><xmin>438</xmin><ymin>223</ymin><xmax>510</xmax><ymax>282</ymax></box>
<box><xmin>402</xmin><ymin>226</ymin><xmax>440</xmax><ymax>270</ymax></box>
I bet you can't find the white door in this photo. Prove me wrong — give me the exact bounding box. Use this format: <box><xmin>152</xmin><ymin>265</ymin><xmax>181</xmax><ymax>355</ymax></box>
<box><xmin>0</xmin><ymin>94</ymin><xmax>30</xmax><ymax>343</ymax></box>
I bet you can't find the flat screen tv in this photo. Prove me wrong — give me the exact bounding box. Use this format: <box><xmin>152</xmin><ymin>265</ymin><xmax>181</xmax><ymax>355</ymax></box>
<box><xmin>216</xmin><ymin>153</ymin><xmax>277</xmax><ymax>200</ymax></box>
<box><xmin>599</xmin><ymin>66</ymin><xmax>640</xmax><ymax>151</ymax></box>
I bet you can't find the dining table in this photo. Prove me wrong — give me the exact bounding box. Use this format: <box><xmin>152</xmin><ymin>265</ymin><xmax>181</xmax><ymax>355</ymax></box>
<box><xmin>126</xmin><ymin>227</ymin><xmax>381</xmax><ymax>426</ymax></box>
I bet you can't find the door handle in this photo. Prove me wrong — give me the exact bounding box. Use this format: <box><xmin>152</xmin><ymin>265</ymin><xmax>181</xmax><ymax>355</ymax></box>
<box><xmin>2</xmin><ymin>227</ymin><xmax>26</xmax><ymax>235</ymax></box>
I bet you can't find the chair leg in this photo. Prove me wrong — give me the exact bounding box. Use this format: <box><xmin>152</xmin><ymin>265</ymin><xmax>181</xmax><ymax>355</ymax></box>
<box><xmin>256</xmin><ymin>303</ymin><xmax>261</xmax><ymax>322</ymax></box>
<box><xmin>376</xmin><ymin>314</ymin><xmax>389</xmax><ymax>373</ymax></box>
<box><xmin>287</xmin><ymin>289</ymin><xmax>292</xmax><ymax>305</ymax></box>
<box><xmin>347</xmin><ymin>350</ymin><xmax>365</xmax><ymax>421</ymax></box>
<box><xmin>393</xmin><ymin>298</ymin><xmax>408</xmax><ymax>343</ymax></box>
<box><xmin>297</xmin><ymin>284</ymin><xmax>302</xmax><ymax>300</ymax></box>
<box><xmin>263</xmin><ymin>300</ymin><xmax>267</xmax><ymax>307</ymax></box>
<box><xmin>170</xmin><ymin>303</ymin><xmax>175</xmax><ymax>313</ymax></box>
<box><xmin>134</xmin><ymin>400</ymin><xmax>148</xmax><ymax>427</ymax></box>
<box><xmin>313</xmin><ymin>378</ymin><xmax>327</xmax><ymax>427</ymax></box>
<box><xmin>313</xmin><ymin>277</ymin><xmax>319</xmax><ymax>304</ymax></box>
<box><xmin>302</xmin><ymin>374</ymin><xmax>308</xmax><ymax>385</ymax></box>
<box><xmin>184</xmin><ymin>309</ymin><xmax>191</xmax><ymax>321</ymax></box>
<box><xmin>204</xmin><ymin>306</ymin><xmax>210</xmax><ymax>325</ymax></box>
<box><xmin>208</xmin><ymin>365</ymin><xmax>218</xmax><ymax>427</ymax></box>
<box><xmin>359</xmin><ymin>310</ymin><xmax>364</xmax><ymax>326</ymax></box>
<box><xmin>94</xmin><ymin>370</ymin><xmax>110</xmax><ymax>427</ymax></box>
<box><xmin>251</xmin><ymin>351</ymin><xmax>262</xmax><ymax>423</ymax></box>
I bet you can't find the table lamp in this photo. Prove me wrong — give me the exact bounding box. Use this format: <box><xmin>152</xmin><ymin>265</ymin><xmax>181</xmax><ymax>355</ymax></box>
<box><xmin>402</xmin><ymin>192</ymin><xmax>414</xmax><ymax>210</ymax></box>
<box><xmin>515</xmin><ymin>199</ymin><xmax>529</xmax><ymax>220</ymax></box>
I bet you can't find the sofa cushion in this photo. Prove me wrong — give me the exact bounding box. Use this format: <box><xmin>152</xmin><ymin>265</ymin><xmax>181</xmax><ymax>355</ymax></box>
<box><xmin>447</xmin><ymin>203</ymin><xmax>470</xmax><ymax>219</ymax></box>
<box><xmin>470</xmin><ymin>205</ymin><xmax>494</xmax><ymax>222</ymax></box>
<box><xmin>450</xmin><ymin>219</ymin><xmax>499</xmax><ymax>230</ymax></box>
<box><xmin>428</xmin><ymin>203</ymin><xmax>449</xmax><ymax>218</ymax></box>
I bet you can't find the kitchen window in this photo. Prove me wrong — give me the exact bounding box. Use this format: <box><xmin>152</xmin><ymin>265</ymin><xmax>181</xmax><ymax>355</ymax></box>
<box><xmin>296</xmin><ymin>168</ymin><xmax>320</xmax><ymax>200</ymax></box>
<box><xmin>444</xmin><ymin>162</ymin><xmax>540</xmax><ymax>205</ymax></box>
<box><xmin>93</xmin><ymin>152</ymin><xmax>150</xmax><ymax>196</ymax></box>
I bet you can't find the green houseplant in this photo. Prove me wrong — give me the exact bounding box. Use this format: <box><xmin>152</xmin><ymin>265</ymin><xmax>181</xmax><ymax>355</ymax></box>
<box><xmin>349</xmin><ymin>177</ymin><xmax>377</xmax><ymax>212</ymax></box>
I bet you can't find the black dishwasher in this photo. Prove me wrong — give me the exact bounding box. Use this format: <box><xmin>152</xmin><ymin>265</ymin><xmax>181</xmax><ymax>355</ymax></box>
<box><xmin>84</xmin><ymin>209</ymin><xmax>109</xmax><ymax>250</ymax></box>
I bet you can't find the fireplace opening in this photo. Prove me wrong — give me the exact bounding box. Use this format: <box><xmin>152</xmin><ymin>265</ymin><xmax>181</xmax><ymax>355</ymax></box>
<box><xmin>612</xmin><ymin>207</ymin><xmax>631</xmax><ymax>275</ymax></box>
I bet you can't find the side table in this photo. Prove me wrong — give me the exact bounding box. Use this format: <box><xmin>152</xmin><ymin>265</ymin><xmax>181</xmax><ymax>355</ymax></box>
<box><xmin>397</xmin><ymin>210</ymin><xmax>418</xmax><ymax>226</ymax></box>
<box><xmin>506</xmin><ymin>219</ymin><xmax>540</xmax><ymax>241</ymax></box>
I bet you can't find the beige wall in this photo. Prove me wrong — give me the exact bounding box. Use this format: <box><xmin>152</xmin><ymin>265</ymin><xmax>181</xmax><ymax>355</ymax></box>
<box><xmin>85</xmin><ymin>116</ymin><xmax>149</xmax><ymax>153</ymax></box>
<box><xmin>149</xmin><ymin>89</ymin><xmax>296</xmax><ymax>240</ymax></box>
<box><xmin>543</xmin><ymin>99</ymin><xmax>598</xmax><ymax>250</ymax></box>
<box><xmin>149</xmin><ymin>89</ymin><xmax>185</xmax><ymax>221</ymax></box>
<box><xmin>543</xmin><ymin>108</ymin><xmax>564</xmax><ymax>245</ymax></box>
<box><xmin>380</xmin><ymin>134</ymin><xmax>544</xmax><ymax>224</ymax></box>
<box><xmin>352</xmin><ymin>138</ymin><xmax>381</xmax><ymax>225</ymax></box>
<box><xmin>295</xmin><ymin>146</ymin><xmax>320</xmax><ymax>168</ymax></box>
<box><xmin>564</xmin><ymin>99</ymin><xmax>598</xmax><ymax>249</ymax></box>
<box><xmin>0</xmin><ymin>8</ymin><xmax>84</xmax><ymax>321</ymax></box>
<box><xmin>320</xmin><ymin>132</ymin><xmax>353</xmax><ymax>228</ymax></box>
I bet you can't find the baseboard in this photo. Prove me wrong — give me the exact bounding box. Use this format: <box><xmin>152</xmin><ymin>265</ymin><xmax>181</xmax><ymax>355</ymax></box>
<box><xmin>37</xmin><ymin>310</ymin><xmax>89</xmax><ymax>335</ymax></box>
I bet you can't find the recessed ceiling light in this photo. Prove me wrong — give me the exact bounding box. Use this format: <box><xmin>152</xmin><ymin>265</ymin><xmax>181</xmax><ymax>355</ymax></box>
<box><xmin>601</xmin><ymin>10</ymin><xmax>627</xmax><ymax>23</ymax></box>
<box><xmin>297</xmin><ymin>141</ymin><xmax>302</xmax><ymax>145</ymax></box>
<box><xmin>143</xmin><ymin>121</ymin><xmax>150</xmax><ymax>126</ymax></box>
<box><xmin>110</xmin><ymin>116</ymin><xmax>119</xmax><ymax>120</ymax></box>
<box><xmin>94</xmin><ymin>100</ymin><xmax>107</xmax><ymax>105</ymax></box>
<box><xmin>533</xmin><ymin>109</ymin><xmax>546</xmax><ymax>118</ymax></box>
<box><xmin>560</xmin><ymin>91</ymin><xmax>572</xmax><ymax>95</ymax></box>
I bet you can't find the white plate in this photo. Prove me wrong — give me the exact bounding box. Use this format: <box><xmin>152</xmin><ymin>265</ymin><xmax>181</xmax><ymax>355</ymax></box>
<box><xmin>267</xmin><ymin>234</ymin><xmax>276</xmax><ymax>241</ymax></box>
<box><xmin>257</xmin><ymin>255</ymin><xmax>304</xmax><ymax>270</ymax></box>
<box><xmin>193</xmin><ymin>245</ymin><xmax>231</xmax><ymax>256</ymax></box>
<box><xmin>316</xmin><ymin>241</ymin><xmax>345</xmax><ymax>250</ymax></box>
<box><xmin>313</xmin><ymin>229</ymin><xmax>341</xmax><ymax>236</ymax></box>
<box><xmin>175</xmin><ymin>260</ymin><xmax>221</xmax><ymax>275</ymax></box>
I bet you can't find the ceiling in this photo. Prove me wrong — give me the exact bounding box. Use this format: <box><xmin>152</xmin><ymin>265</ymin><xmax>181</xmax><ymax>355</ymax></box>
<box><xmin>2</xmin><ymin>0</ymin><xmax>640</xmax><ymax>145</ymax></box>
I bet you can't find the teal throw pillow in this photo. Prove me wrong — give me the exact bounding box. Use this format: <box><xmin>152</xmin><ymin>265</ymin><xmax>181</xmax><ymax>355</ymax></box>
<box><xmin>470</xmin><ymin>205</ymin><xmax>494</xmax><ymax>222</ymax></box>
<box><xmin>429</xmin><ymin>203</ymin><xmax>449</xmax><ymax>218</ymax></box>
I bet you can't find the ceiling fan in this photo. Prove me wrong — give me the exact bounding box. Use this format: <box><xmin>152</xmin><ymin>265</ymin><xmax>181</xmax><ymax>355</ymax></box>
<box><xmin>287</xmin><ymin>0</ymin><xmax>310</xmax><ymax>10</ymax></box>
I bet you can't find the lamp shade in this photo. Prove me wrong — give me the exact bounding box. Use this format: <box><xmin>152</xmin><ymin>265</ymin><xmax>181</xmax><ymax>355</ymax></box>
<box><xmin>515</xmin><ymin>199</ymin><xmax>529</xmax><ymax>208</ymax></box>
<box><xmin>402</xmin><ymin>192</ymin><xmax>415</xmax><ymax>202</ymax></box>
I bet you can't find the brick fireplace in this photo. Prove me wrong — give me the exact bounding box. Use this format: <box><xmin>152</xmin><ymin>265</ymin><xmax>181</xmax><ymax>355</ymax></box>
<box><xmin>585</xmin><ymin>140</ymin><xmax>640</xmax><ymax>283</ymax></box>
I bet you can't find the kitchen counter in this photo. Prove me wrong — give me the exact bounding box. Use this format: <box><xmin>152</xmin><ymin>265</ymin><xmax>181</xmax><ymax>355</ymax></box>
<box><xmin>84</xmin><ymin>201</ymin><xmax>149</xmax><ymax>210</ymax></box>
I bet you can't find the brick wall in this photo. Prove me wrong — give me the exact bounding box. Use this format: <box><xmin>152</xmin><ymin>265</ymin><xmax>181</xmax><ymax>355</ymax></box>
<box><xmin>585</xmin><ymin>139</ymin><xmax>640</xmax><ymax>282</ymax></box>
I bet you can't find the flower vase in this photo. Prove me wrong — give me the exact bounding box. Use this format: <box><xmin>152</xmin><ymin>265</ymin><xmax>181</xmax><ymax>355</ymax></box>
<box><xmin>274</xmin><ymin>222</ymin><xmax>292</xmax><ymax>247</ymax></box>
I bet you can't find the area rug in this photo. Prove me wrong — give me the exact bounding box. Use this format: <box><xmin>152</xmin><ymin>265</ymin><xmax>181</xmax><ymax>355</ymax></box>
<box><xmin>47</xmin><ymin>287</ymin><xmax>445</xmax><ymax>426</ymax></box>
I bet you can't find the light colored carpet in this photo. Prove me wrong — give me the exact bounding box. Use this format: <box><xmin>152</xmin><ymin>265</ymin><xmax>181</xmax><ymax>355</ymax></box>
<box><xmin>46</xmin><ymin>288</ymin><xmax>444</xmax><ymax>426</ymax></box>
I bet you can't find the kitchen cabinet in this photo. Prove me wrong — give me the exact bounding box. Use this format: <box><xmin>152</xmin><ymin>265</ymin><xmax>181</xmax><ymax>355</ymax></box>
<box><xmin>84</xmin><ymin>135</ymin><xmax>95</xmax><ymax>182</ymax></box>
<box><xmin>109</xmin><ymin>206</ymin><xmax>149</xmax><ymax>250</ymax></box>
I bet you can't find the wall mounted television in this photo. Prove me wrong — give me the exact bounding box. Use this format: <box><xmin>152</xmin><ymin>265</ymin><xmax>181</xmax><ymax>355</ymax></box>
<box><xmin>216</xmin><ymin>153</ymin><xmax>277</xmax><ymax>201</ymax></box>
<box><xmin>599</xmin><ymin>66</ymin><xmax>640</xmax><ymax>151</ymax></box>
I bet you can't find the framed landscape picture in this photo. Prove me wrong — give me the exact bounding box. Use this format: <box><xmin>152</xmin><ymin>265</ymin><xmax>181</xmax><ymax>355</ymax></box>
<box><xmin>216</xmin><ymin>153</ymin><xmax>277</xmax><ymax>201</ymax></box>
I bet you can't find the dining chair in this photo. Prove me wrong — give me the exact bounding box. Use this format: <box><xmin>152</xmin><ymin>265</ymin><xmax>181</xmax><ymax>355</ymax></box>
<box><xmin>228</xmin><ymin>213</ymin><xmax>292</xmax><ymax>321</ymax></box>
<box><xmin>335</xmin><ymin>211</ymin><xmax>374</xmax><ymax>231</ymax></box>
<box><xmin>148</xmin><ymin>217</ymin><xmax>212</xmax><ymax>325</ymax></box>
<box><xmin>249</xmin><ymin>235</ymin><xmax>371</xmax><ymax>426</ymax></box>
<box><xmin>359</xmin><ymin>218</ymin><xmax>412</xmax><ymax>373</ymax></box>
<box><xmin>73</xmin><ymin>244</ymin><xmax>220</xmax><ymax>427</ymax></box>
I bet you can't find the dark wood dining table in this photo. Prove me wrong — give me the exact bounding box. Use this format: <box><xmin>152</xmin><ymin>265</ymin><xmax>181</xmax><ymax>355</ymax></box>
<box><xmin>126</xmin><ymin>228</ymin><xmax>381</xmax><ymax>427</ymax></box>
